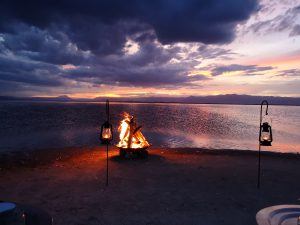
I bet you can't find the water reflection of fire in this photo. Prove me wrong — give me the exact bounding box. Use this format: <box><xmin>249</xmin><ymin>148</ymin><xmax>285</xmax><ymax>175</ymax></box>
<box><xmin>116</xmin><ymin>112</ymin><xmax>150</xmax><ymax>157</ymax></box>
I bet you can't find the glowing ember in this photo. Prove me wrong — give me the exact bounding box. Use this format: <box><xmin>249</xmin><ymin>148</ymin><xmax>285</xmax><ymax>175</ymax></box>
<box><xmin>116</xmin><ymin>112</ymin><xmax>150</xmax><ymax>149</ymax></box>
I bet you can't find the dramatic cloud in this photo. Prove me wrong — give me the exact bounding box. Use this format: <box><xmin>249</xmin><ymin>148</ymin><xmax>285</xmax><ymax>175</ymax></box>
<box><xmin>0</xmin><ymin>24</ymin><xmax>91</xmax><ymax>65</ymax></box>
<box><xmin>0</xmin><ymin>25</ymin><xmax>209</xmax><ymax>90</ymax></box>
<box><xmin>3</xmin><ymin>0</ymin><xmax>299</xmax><ymax>98</ymax></box>
<box><xmin>0</xmin><ymin>55</ymin><xmax>64</xmax><ymax>86</ymax></box>
<box><xmin>0</xmin><ymin>0</ymin><xmax>260</xmax><ymax>96</ymax></box>
<box><xmin>0</xmin><ymin>0</ymin><xmax>259</xmax><ymax>45</ymax></box>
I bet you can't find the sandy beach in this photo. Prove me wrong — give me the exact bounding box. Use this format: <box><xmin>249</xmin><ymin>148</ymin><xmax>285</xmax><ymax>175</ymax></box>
<box><xmin>0</xmin><ymin>147</ymin><xmax>300</xmax><ymax>225</ymax></box>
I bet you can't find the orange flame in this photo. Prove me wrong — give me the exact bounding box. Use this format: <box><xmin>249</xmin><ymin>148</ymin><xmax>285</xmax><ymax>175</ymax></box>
<box><xmin>116</xmin><ymin>112</ymin><xmax>150</xmax><ymax>149</ymax></box>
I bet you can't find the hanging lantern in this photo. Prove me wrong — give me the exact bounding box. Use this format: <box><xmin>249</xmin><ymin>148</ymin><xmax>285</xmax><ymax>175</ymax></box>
<box><xmin>100</xmin><ymin>121</ymin><xmax>113</xmax><ymax>144</ymax></box>
<box><xmin>260</xmin><ymin>122</ymin><xmax>272</xmax><ymax>146</ymax></box>
<box><xmin>259</xmin><ymin>110</ymin><xmax>273</xmax><ymax>146</ymax></box>
<box><xmin>100</xmin><ymin>99</ymin><xmax>113</xmax><ymax>145</ymax></box>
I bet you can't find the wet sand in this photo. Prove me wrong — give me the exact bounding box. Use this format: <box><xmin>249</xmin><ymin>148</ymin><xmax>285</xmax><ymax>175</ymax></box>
<box><xmin>0</xmin><ymin>147</ymin><xmax>300</xmax><ymax>225</ymax></box>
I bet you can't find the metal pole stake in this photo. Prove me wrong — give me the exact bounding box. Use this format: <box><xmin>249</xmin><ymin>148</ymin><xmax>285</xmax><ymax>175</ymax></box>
<box><xmin>257</xmin><ymin>100</ymin><xmax>269</xmax><ymax>189</ymax></box>
<box><xmin>257</xmin><ymin>143</ymin><xmax>261</xmax><ymax>188</ymax></box>
<box><xmin>106</xmin><ymin>143</ymin><xmax>109</xmax><ymax>186</ymax></box>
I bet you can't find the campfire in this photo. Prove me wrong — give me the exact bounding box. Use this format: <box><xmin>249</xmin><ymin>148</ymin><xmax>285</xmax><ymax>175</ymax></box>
<box><xmin>116</xmin><ymin>112</ymin><xmax>150</xmax><ymax>157</ymax></box>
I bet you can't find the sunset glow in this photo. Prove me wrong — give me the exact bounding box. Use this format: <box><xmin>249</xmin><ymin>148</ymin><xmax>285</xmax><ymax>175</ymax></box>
<box><xmin>0</xmin><ymin>0</ymin><xmax>299</xmax><ymax>98</ymax></box>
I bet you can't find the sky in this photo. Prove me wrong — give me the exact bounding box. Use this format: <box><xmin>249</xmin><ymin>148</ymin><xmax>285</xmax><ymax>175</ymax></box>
<box><xmin>0</xmin><ymin>0</ymin><xmax>300</xmax><ymax>98</ymax></box>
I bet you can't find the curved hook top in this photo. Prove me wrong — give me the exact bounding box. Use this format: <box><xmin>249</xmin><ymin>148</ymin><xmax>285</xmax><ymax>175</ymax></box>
<box><xmin>261</xmin><ymin>100</ymin><xmax>269</xmax><ymax>115</ymax></box>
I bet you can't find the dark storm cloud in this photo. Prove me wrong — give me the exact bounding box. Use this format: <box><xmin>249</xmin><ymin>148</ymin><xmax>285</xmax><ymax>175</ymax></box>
<box><xmin>0</xmin><ymin>0</ymin><xmax>259</xmax><ymax>95</ymax></box>
<box><xmin>211</xmin><ymin>64</ymin><xmax>274</xmax><ymax>76</ymax></box>
<box><xmin>0</xmin><ymin>55</ymin><xmax>64</xmax><ymax>86</ymax></box>
<box><xmin>0</xmin><ymin>0</ymin><xmax>259</xmax><ymax>45</ymax></box>
<box><xmin>0</xmin><ymin>22</ymin><xmax>208</xmax><ymax>89</ymax></box>
<box><xmin>63</xmin><ymin>64</ymin><xmax>209</xmax><ymax>87</ymax></box>
<box><xmin>1</xmin><ymin>24</ymin><xmax>90</xmax><ymax>65</ymax></box>
<box><xmin>61</xmin><ymin>42</ymin><xmax>210</xmax><ymax>87</ymax></box>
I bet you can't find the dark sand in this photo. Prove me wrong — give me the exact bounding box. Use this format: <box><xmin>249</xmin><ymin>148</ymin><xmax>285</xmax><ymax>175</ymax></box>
<box><xmin>0</xmin><ymin>147</ymin><xmax>300</xmax><ymax>225</ymax></box>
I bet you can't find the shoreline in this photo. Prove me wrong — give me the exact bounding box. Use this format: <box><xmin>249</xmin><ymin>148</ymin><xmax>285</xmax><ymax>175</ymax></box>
<box><xmin>1</xmin><ymin>146</ymin><xmax>299</xmax><ymax>170</ymax></box>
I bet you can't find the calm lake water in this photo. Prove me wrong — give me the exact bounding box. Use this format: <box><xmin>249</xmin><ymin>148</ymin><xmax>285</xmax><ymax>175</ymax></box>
<box><xmin>0</xmin><ymin>101</ymin><xmax>299</xmax><ymax>153</ymax></box>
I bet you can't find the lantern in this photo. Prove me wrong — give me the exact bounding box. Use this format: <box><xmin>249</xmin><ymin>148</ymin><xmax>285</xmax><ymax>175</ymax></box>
<box><xmin>260</xmin><ymin>122</ymin><xmax>272</xmax><ymax>146</ymax></box>
<box><xmin>100</xmin><ymin>121</ymin><xmax>113</xmax><ymax>144</ymax></box>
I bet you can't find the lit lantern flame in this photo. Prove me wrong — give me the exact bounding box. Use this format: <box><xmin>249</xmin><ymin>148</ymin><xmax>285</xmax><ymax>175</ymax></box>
<box><xmin>117</xmin><ymin>112</ymin><xmax>150</xmax><ymax>149</ymax></box>
<box><xmin>102</xmin><ymin>127</ymin><xmax>112</xmax><ymax>139</ymax></box>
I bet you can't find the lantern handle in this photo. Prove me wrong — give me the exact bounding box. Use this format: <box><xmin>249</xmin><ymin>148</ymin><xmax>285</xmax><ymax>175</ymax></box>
<box><xmin>259</xmin><ymin>100</ymin><xmax>269</xmax><ymax>138</ymax></box>
<box><xmin>261</xmin><ymin>100</ymin><xmax>268</xmax><ymax>117</ymax></box>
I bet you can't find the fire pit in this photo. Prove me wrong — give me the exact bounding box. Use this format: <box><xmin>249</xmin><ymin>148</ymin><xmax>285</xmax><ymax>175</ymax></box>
<box><xmin>116</xmin><ymin>112</ymin><xmax>150</xmax><ymax>158</ymax></box>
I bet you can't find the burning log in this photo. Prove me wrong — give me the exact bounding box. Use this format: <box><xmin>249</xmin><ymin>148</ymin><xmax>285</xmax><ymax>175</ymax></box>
<box><xmin>116</xmin><ymin>112</ymin><xmax>150</xmax><ymax>157</ymax></box>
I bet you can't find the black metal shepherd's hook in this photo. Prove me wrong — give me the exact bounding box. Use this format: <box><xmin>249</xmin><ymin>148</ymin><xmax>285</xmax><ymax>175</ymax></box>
<box><xmin>106</xmin><ymin>99</ymin><xmax>110</xmax><ymax>123</ymax></box>
<box><xmin>105</xmin><ymin>99</ymin><xmax>109</xmax><ymax>187</ymax></box>
<box><xmin>257</xmin><ymin>100</ymin><xmax>269</xmax><ymax>189</ymax></box>
<box><xmin>100</xmin><ymin>99</ymin><xmax>113</xmax><ymax>186</ymax></box>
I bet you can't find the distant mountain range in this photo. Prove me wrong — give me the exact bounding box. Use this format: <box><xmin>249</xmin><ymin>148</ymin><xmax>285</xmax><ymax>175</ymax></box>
<box><xmin>1</xmin><ymin>94</ymin><xmax>300</xmax><ymax>105</ymax></box>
